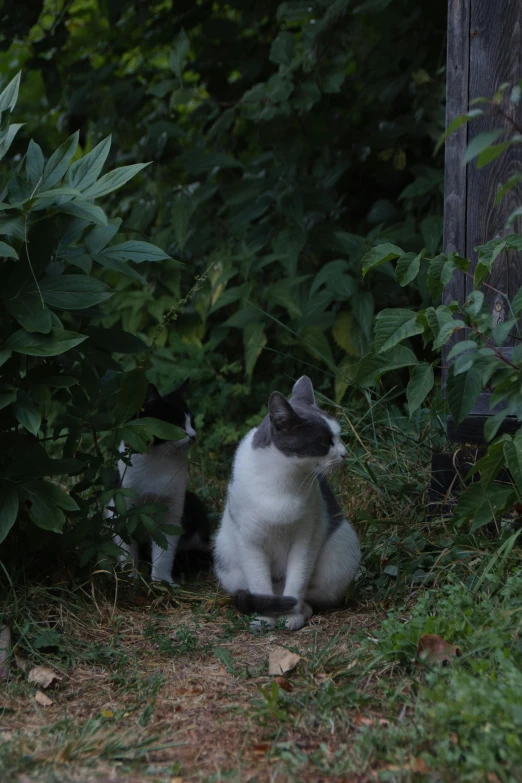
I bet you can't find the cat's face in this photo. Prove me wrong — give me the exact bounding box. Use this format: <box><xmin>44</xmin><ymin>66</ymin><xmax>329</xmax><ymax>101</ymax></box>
<box><xmin>141</xmin><ymin>379</ymin><xmax>196</xmax><ymax>443</ymax></box>
<box><xmin>262</xmin><ymin>376</ymin><xmax>347</xmax><ymax>469</ymax></box>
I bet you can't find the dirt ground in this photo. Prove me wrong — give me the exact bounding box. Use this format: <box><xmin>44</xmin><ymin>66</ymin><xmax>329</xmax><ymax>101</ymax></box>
<box><xmin>1</xmin><ymin>576</ymin><xmax>384</xmax><ymax>783</ymax></box>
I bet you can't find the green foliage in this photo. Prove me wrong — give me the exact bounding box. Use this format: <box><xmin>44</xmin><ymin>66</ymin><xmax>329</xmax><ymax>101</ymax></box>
<box><xmin>0</xmin><ymin>0</ymin><xmax>446</xmax><ymax>409</ymax></box>
<box><xmin>0</xmin><ymin>74</ymin><xmax>183</xmax><ymax>555</ymax></box>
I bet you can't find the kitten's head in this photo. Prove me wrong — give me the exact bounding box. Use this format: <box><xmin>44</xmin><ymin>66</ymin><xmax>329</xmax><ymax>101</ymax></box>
<box><xmin>141</xmin><ymin>378</ymin><xmax>196</xmax><ymax>445</ymax></box>
<box><xmin>258</xmin><ymin>376</ymin><xmax>347</xmax><ymax>470</ymax></box>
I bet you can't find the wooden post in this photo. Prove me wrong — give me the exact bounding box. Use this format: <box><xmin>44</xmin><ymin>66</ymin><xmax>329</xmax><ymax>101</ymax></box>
<box><xmin>443</xmin><ymin>0</ymin><xmax>522</xmax><ymax>444</ymax></box>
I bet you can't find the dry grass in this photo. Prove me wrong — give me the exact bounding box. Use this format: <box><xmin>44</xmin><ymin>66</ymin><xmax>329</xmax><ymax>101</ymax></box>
<box><xmin>1</xmin><ymin>574</ymin><xmax>387</xmax><ymax>783</ymax></box>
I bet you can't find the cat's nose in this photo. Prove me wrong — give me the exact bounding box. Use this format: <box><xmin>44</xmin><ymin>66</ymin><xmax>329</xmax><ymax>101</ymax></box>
<box><xmin>340</xmin><ymin>446</ymin><xmax>348</xmax><ymax>459</ymax></box>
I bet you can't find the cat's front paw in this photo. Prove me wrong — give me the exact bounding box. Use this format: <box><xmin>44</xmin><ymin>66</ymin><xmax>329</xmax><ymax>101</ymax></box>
<box><xmin>280</xmin><ymin>602</ymin><xmax>313</xmax><ymax>631</ymax></box>
<box><xmin>250</xmin><ymin>615</ymin><xmax>276</xmax><ymax>632</ymax></box>
<box><xmin>151</xmin><ymin>576</ymin><xmax>179</xmax><ymax>589</ymax></box>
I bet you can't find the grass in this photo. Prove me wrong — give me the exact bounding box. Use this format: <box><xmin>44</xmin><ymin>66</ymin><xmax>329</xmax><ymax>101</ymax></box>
<box><xmin>2</xmin><ymin>402</ymin><xmax>522</xmax><ymax>782</ymax></box>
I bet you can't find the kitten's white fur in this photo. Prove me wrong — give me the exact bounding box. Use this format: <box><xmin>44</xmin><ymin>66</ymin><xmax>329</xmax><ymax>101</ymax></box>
<box><xmin>214</xmin><ymin>381</ymin><xmax>360</xmax><ymax>630</ymax></box>
<box><xmin>109</xmin><ymin>437</ymin><xmax>194</xmax><ymax>585</ymax></box>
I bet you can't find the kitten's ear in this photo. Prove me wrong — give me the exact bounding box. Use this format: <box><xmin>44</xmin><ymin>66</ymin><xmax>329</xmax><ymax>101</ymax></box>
<box><xmin>291</xmin><ymin>375</ymin><xmax>315</xmax><ymax>405</ymax></box>
<box><xmin>145</xmin><ymin>383</ymin><xmax>161</xmax><ymax>403</ymax></box>
<box><xmin>178</xmin><ymin>377</ymin><xmax>190</xmax><ymax>394</ymax></box>
<box><xmin>269</xmin><ymin>392</ymin><xmax>303</xmax><ymax>431</ymax></box>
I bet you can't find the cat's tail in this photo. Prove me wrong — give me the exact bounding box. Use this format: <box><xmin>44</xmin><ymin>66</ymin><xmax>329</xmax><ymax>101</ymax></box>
<box><xmin>233</xmin><ymin>590</ymin><xmax>297</xmax><ymax>615</ymax></box>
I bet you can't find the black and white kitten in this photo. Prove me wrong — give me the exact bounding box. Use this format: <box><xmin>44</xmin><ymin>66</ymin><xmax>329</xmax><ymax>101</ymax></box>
<box><xmin>111</xmin><ymin>379</ymin><xmax>209</xmax><ymax>585</ymax></box>
<box><xmin>214</xmin><ymin>376</ymin><xmax>360</xmax><ymax>630</ymax></box>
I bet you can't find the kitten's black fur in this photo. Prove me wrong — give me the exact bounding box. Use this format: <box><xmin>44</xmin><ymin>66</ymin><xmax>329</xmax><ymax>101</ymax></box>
<box><xmin>140</xmin><ymin>379</ymin><xmax>196</xmax><ymax>446</ymax></box>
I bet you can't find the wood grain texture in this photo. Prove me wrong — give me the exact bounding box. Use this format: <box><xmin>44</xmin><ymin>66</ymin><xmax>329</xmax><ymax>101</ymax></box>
<box><xmin>444</xmin><ymin>0</ymin><xmax>522</xmax><ymax>441</ymax></box>
<box><xmin>443</xmin><ymin>0</ymin><xmax>471</xmax><ymax>388</ymax></box>
<box><xmin>466</xmin><ymin>0</ymin><xmax>522</xmax><ymax>324</ymax></box>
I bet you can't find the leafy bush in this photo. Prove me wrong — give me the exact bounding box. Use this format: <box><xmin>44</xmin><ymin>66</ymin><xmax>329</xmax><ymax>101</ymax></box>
<box><xmin>1</xmin><ymin>0</ymin><xmax>447</xmax><ymax>417</ymax></box>
<box><xmin>0</xmin><ymin>73</ymin><xmax>184</xmax><ymax>563</ymax></box>
<box><xmin>355</xmin><ymin>80</ymin><xmax>522</xmax><ymax>533</ymax></box>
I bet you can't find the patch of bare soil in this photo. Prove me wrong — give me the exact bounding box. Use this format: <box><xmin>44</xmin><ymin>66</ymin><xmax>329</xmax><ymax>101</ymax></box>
<box><xmin>1</xmin><ymin>581</ymin><xmax>382</xmax><ymax>783</ymax></box>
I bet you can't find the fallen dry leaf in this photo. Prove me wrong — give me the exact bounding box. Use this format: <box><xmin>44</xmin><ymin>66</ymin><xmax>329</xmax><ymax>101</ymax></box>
<box><xmin>416</xmin><ymin>634</ymin><xmax>462</xmax><ymax>666</ymax></box>
<box><xmin>170</xmin><ymin>778</ymin><xmax>184</xmax><ymax>783</ymax></box>
<box><xmin>274</xmin><ymin>676</ymin><xmax>293</xmax><ymax>692</ymax></box>
<box><xmin>100</xmin><ymin>708</ymin><xmax>114</xmax><ymax>719</ymax></box>
<box><xmin>487</xmin><ymin>774</ymin><xmax>502</xmax><ymax>783</ymax></box>
<box><xmin>14</xmin><ymin>649</ymin><xmax>27</xmax><ymax>672</ymax></box>
<box><xmin>0</xmin><ymin>626</ymin><xmax>11</xmax><ymax>679</ymax></box>
<box><xmin>27</xmin><ymin>666</ymin><xmax>62</xmax><ymax>689</ymax></box>
<box><xmin>268</xmin><ymin>645</ymin><xmax>301</xmax><ymax>676</ymax></box>
<box><xmin>34</xmin><ymin>690</ymin><xmax>53</xmax><ymax>707</ymax></box>
<box><xmin>353</xmin><ymin>712</ymin><xmax>389</xmax><ymax>728</ymax></box>
<box><xmin>252</xmin><ymin>742</ymin><xmax>271</xmax><ymax>754</ymax></box>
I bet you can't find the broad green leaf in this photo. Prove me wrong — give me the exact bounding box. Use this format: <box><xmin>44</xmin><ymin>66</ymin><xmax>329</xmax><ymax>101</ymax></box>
<box><xmin>85</xmin><ymin>218</ymin><xmax>122</xmax><ymax>254</ymax></box>
<box><xmin>463</xmin><ymin>290</ymin><xmax>484</xmax><ymax>315</ymax></box>
<box><xmin>81</xmin><ymin>163</ymin><xmax>150</xmax><ymax>200</ymax></box>
<box><xmin>0</xmin><ymin>240</ymin><xmax>18</xmax><ymax>259</ymax></box>
<box><xmin>447</xmin><ymin>340</ymin><xmax>478</xmax><ymax>361</ymax></box>
<box><xmin>0</xmin><ymin>123</ymin><xmax>24</xmax><ymax>161</ymax></box>
<box><xmin>0</xmin><ymin>389</ymin><xmax>17</xmax><ymax>410</ymax></box>
<box><xmin>37</xmin><ymin>275</ymin><xmax>114</xmax><ymax>310</ymax></box>
<box><xmin>0</xmin><ymin>480</ymin><xmax>19</xmax><ymax>545</ymax></box>
<box><xmin>332</xmin><ymin>312</ymin><xmax>358</xmax><ymax>355</ymax></box>
<box><xmin>355</xmin><ymin>345</ymin><xmax>418</xmax><ymax>386</ymax></box>
<box><xmin>126</xmin><ymin>417</ymin><xmax>185</xmax><ymax>441</ymax></box>
<box><xmin>310</xmin><ymin>260</ymin><xmax>352</xmax><ymax>297</ymax></box>
<box><xmin>169</xmin><ymin>29</ymin><xmax>190</xmax><ymax>77</ymax></box>
<box><xmin>244</xmin><ymin>322</ymin><xmax>267</xmax><ymax>377</ymax></box>
<box><xmin>463</xmin><ymin>129</ymin><xmax>503</xmax><ymax>165</ymax></box>
<box><xmin>374</xmin><ymin>309</ymin><xmax>424</xmax><ymax>353</ymax></box>
<box><xmin>492</xmin><ymin>318</ymin><xmax>517</xmax><ymax>346</ymax></box>
<box><xmin>57</xmin><ymin>200</ymin><xmax>108</xmax><ymax>226</ymax></box>
<box><xmin>407</xmin><ymin>363</ymin><xmax>434</xmax><ymax>416</ymax></box>
<box><xmin>20</xmin><ymin>479</ymin><xmax>79</xmax><ymax>532</ymax></box>
<box><xmin>66</xmin><ymin>136</ymin><xmax>111</xmax><ymax>191</ymax></box>
<box><xmin>454</xmin><ymin>482</ymin><xmax>515</xmax><ymax>531</ymax></box>
<box><xmin>476</xmin><ymin>141</ymin><xmax>512</xmax><ymax>168</ymax></box>
<box><xmin>447</xmin><ymin>365</ymin><xmax>482</xmax><ymax>426</ymax></box>
<box><xmin>503</xmin><ymin>434</ymin><xmax>522</xmax><ymax>495</ymax></box>
<box><xmin>41</xmin><ymin>132</ymin><xmax>79</xmax><ymax>190</ymax></box>
<box><xmin>102</xmin><ymin>241</ymin><xmax>170</xmax><ymax>263</ymax></box>
<box><xmin>484</xmin><ymin>410</ymin><xmax>510</xmax><ymax>442</ymax></box>
<box><xmin>4</xmin><ymin>327</ymin><xmax>87</xmax><ymax>356</ymax></box>
<box><xmin>395</xmin><ymin>250</ymin><xmax>424</xmax><ymax>287</ymax></box>
<box><xmin>5</xmin><ymin>292</ymin><xmax>52</xmax><ymax>333</ymax></box>
<box><xmin>432</xmin><ymin>319</ymin><xmax>465</xmax><ymax>350</ymax></box>
<box><xmin>466</xmin><ymin>436</ymin><xmax>510</xmax><ymax>487</ymax></box>
<box><xmin>0</xmin><ymin>71</ymin><xmax>21</xmax><ymax>114</ymax></box>
<box><xmin>361</xmin><ymin>243</ymin><xmax>403</xmax><ymax>276</ymax></box>
<box><xmin>93</xmin><ymin>252</ymin><xmax>145</xmax><ymax>282</ymax></box>
<box><xmin>25</xmin><ymin>140</ymin><xmax>44</xmax><ymax>189</ymax></box>
<box><xmin>512</xmin><ymin>284</ymin><xmax>522</xmax><ymax>316</ymax></box>
<box><xmin>116</xmin><ymin>367</ymin><xmax>148</xmax><ymax>422</ymax></box>
<box><xmin>270</xmin><ymin>32</ymin><xmax>294</xmax><ymax>66</ymax></box>
<box><xmin>13</xmin><ymin>390</ymin><xmax>41</xmax><ymax>436</ymax></box>
<box><xmin>434</xmin><ymin>109</ymin><xmax>484</xmax><ymax>154</ymax></box>
<box><xmin>172</xmin><ymin>197</ymin><xmax>196</xmax><ymax>251</ymax></box>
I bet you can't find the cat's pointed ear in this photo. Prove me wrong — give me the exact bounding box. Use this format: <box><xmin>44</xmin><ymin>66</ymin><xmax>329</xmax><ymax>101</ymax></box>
<box><xmin>144</xmin><ymin>383</ymin><xmax>161</xmax><ymax>404</ymax></box>
<box><xmin>269</xmin><ymin>392</ymin><xmax>303</xmax><ymax>431</ymax></box>
<box><xmin>178</xmin><ymin>377</ymin><xmax>190</xmax><ymax>394</ymax></box>
<box><xmin>291</xmin><ymin>376</ymin><xmax>315</xmax><ymax>405</ymax></box>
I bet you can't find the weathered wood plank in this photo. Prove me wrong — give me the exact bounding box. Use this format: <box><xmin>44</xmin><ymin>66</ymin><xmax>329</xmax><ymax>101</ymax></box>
<box><xmin>442</xmin><ymin>0</ymin><xmax>471</xmax><ymax>387</ymax></box>
<box><xmin>466</xmin><ymin>0</ymin><xmax>522</xmax><ymax>333</ymax></box>
<box><xmin>444</xmin><ymin>0</ymin><xmax>522</xmax><ymax>443</ymax></box>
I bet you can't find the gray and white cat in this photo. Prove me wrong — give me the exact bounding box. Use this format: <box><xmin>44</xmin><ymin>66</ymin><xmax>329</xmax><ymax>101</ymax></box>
<box><xmin>214</xmin><ymin>376</ymin><xmax>360</xmax><ymax>631</ymax></box>
<box><xmin>109</xmin><ymin>380</ymin><xmax>209</xmax><ymax>585</ymax></box>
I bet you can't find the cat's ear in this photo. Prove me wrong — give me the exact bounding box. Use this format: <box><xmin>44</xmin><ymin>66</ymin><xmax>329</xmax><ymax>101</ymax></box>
<box><xmin>178</xmin><ymin>377</ymin><xmax>190</xmax><ymax>394</ymax></box>
<box><xmin>269</xmin><ymin>392</ymin><xmax>303</xmax><ymax>431</ymax></box>
<box><xmin>291</xmin><ymin>376</ymin><xmax>315</xmax><ymax>405</ymax></box>
<box><xmin>144</xmin><ymin>383</ymin><xmax>161</xmax><ymax>404</ymax></box>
